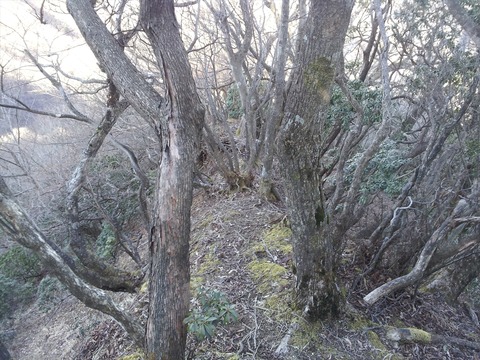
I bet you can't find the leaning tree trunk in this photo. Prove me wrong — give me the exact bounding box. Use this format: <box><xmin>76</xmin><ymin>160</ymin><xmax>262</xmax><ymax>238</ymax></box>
<box><xmin>277</xmin><ymin>0</ymin><xmax>353</xmax><ymax>319</ymax></box>
<box><xmin>140</xmin><ymin>0</ymin><xmax>205</xmax><ymax>358</ymax></box>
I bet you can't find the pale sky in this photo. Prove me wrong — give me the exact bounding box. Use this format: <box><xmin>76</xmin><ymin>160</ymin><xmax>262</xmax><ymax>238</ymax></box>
<box><xmin>0</xmin><ymin>0</ymin><xmax>99</xmax><ymax>82</ymax></box>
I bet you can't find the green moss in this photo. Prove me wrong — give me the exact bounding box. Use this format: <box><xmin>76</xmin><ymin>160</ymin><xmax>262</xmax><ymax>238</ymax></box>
<box><xmin>198</xmin><ymin>252</ymin><xmax>220</xmax><ymax>274</ymax></box>
<box><xmin>250</xmin><ymin>223</ymin><xmax>292</xmax><ymax>256</ymax></box>
<box><xmin>139</xmin><ymin>281</ymin><xmax>148</xmax><ymax>294</ymax></box>
<box><xmin>386</xmin><ymin>327</ymin><xmax>432</xmax><ymax>344</ymax></box>
<box><xmin>247</xmin><ymin>258</ymin><xmax>295</xmax><ymax>322</ymax></box>
<box><xmin>190</xmin><ymin>275</ymin><xmax>204</xmax><ymax>291</ymax></box>
<box><xmin>348</xmin><ymin>313</ymin><xmax>375</xmax><ymax>331</ymax></box>
<box><xmin>367</xmin><ymin>331</ymin><xmax>386</xmax><ymax>350</ymax></box>
<box><xmin>291</xmin><ymin>321</ymin><xmax>323</xmax><ymax>348</ymax></box>
<box><xmin>392</xmin><ymin>319</ymin><xmax>406</xmax><ymax>328</ymax></box>
<box><xmin>315</xmin><ymin>205</ymin><xmax>325</xmax><ymax>225</ymax></box>
<box><xmin>119</xmin><ymin>352</ymin><xmax>145</xmax><ymax>360</ymax></box>
<box><xmin>248</xmin><ymin>260</ymin><xmax>288</xmax><ymax>293</ymax></box>
<box><xmin>304</xmin><ymin>57</ymin><xmax>335</xmax><ymax>102</ymax></box>
<box><xmin>405</xmin><ymin>328</ymin><xmax>432</xmax><ymax>343</ymax></box>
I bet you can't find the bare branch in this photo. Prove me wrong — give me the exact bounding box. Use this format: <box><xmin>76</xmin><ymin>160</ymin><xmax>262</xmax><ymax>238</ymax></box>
<box><xmin>445</xmin><ymin>0</ymin><xmax>480</xmax><ymax>49</ymax></box>
<box><xmin>0</xmin><ymin>177</ymin><xmax>144</xmax><ymax>346</ymax></box>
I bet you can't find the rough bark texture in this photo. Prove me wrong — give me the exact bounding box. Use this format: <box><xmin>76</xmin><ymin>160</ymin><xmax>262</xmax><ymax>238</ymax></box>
<box><xmin>66</xmin><ymin>0</ymin><xmax>164</xmax><ymax>130</ymax></box>
<box><xmin>67</xmin><ymin>0</ymin><xmax>204</xmax><ymax>356</ymax></box>
<box><xmin>277</xmin><ymin>0</ymin><xmax>354</xmax><ymax>319</ymax></box>
<box><xmin>260</xmin><ymin>0</ymin><xmax>289</xmax><ymax>198</ymax></box>
<box><xmin>140</xmin><ymin>0</ymin><xmax>205</xmax><ymax>358</ymax></box>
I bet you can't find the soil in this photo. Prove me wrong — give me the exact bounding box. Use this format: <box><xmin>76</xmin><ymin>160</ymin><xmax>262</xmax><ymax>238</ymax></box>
<box><xmin>1</xmin><ymin>186</ymin><xmax>479</xmax><ymax>359</ymax></box>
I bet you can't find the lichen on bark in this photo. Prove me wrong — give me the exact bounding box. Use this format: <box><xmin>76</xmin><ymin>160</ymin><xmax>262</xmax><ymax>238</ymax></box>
<box><xmin>303</xmin><ymin>57</ymin><xmax>335</xmax><ymax>103</ymax></box>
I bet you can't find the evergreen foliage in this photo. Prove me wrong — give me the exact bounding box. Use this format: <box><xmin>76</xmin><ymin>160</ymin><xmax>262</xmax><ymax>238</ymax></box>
<box><xmin>0</xmin><ymin>246</ymin><xmax>41</xmax><ymax>319</ymax></box>
<box><xmin>184</xmin><ymin>286</ymin><xmax>238</xmax><ymax>341</ymax></box>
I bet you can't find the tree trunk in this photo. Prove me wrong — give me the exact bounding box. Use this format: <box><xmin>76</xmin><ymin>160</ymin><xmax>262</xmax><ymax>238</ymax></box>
<box><xmin>140</xmin><ymin>0</ymin><xmax>205</xmax><ymax>358</ymax></box>
<box><xmin>260</xmin><ymin>0</ymin><xmax>289</xmax><ymax>199</ymax></box>
<box><xmin>277</xmin><ymin>0</ymin><xmax>353</xmax><ymax>319</ymax></box>
<box><xmin>68</xmin><ymin>0</ymin><xmax>205</xmax><ymax>357</ymax></box>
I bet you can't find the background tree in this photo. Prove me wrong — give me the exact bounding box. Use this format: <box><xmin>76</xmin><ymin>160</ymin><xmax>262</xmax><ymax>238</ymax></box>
<box><xmin>1</xmin><ymin>0</ymin><xmax>480</xmax><ymax>358</ymax></box>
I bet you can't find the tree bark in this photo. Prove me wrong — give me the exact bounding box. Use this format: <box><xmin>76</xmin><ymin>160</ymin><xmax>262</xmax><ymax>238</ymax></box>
<box><xmin>277</xmin><ymin>0</ymin><xmax>354</xmax><ymax>319</ymax></box>
<box><xmin>66</xmin><ymin>0</ymin><xmax>165</xmax><ymax>131</ymax></box>
<box><xmin>260</xmin><ymin>0</ymin><xmax>290</xmax><ymax>199</ymax></box>
<box><xmin>66</xmin><ymin>1</ymin><xmax>204</xmax><ymax>357</ymax></box>
<box><xmin>140</xmin><ymin>0</ymin><xmax>205</xmax><ymax>358</ymax></box>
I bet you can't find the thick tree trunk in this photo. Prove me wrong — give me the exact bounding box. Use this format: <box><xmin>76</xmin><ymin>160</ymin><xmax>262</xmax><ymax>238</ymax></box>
<box><xmin>68</xmin><ymin>0</ymin><xmax>204</xmax><ymax>356</ymax></box>
<box><xmin>277</xmin><ymin>0</ymin><xmax>353</xmax><ymax>319</ymax></box>
<box><xmin>140</xmin><ymin>1</ymin><xmax>205</xmax><ymax>358</ymax></box>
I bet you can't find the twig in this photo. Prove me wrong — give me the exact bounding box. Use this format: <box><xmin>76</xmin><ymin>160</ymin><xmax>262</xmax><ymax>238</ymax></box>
<box><xmin>274</xmin><ymin>322</ymin><xmax>299</xmax><ymax>356</ymax></box>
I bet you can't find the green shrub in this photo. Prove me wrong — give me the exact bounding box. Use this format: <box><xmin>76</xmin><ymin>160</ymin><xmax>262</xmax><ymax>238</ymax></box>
<box><xmin>0</xmin><ymin>274</ymin><xmax>35</xmax><ymax>319</ymax></box>
<box><xmin>0</xmin><ymin>246</ymin><xmax>42</xmax><ymax>281</ymax></box>
<box><xmin>345</xmin><ymin>139</ymin><xmax>407</xmax><ymax>199</ymax></box>
<box><xmin>96</xmin><ymin>222</ymin><xmax>117</xmax><ymax>260</ymax></box>
<box><xmin>0</xmin><ymin>246</ymin><xmax>41</xmax><ymax>320</ymax></box>
<box><xmin>36</xmin><ymin>275</ymin><xmax>65</xmax><ymax>312</ymax></box>
<box><xmin>327</xmin><ymin>80</ymin><xmax>382</xmax><ymax>129</ymax></box>
<box><xmin>184</xmin><ymin>286</ymin><xmax>238</xmax><ymax>340</ymax></box>
<box><xmin>225</xmin><ymin>85</ymin><xmax>243</xmax><ymax>119</ymax></box>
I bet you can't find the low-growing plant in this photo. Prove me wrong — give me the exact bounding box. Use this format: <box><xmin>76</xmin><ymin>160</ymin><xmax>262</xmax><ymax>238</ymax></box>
<box><xmin>0</xmin><ymin>246</ymin><xmax>41</xmax><ymax>320</ymax></box>
<box><xmin>36</xmin><ymin>275</ymin><xmax>65</xmax><ymax>312</ymax></box>
<box><xmin>0</xmin><ymin>274</ymin><xmax>35</xmax><ymax>319</ymax></box>
<box><xmin>96</xmin><ymin>222</ymin><xmax>117</xmax><ymax>260</ymax></box>
<box><xmin>184</xmin><ymin>286</ymin><xmax>238</xmax><ymax>341</ymax></box>
<box><xmin>0</xmin><ymin>246</ymin><xmax>42</xmax><ymax>281</ymax></box>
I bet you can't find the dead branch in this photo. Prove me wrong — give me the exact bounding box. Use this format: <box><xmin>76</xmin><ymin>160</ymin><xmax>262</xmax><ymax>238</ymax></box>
<box><xmin>386</xmin><ymin>327</ymin><xmax>480</xmax><ymax>351</ymax></box>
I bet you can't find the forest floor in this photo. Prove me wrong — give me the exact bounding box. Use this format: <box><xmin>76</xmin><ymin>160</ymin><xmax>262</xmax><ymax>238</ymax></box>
<box><xmin>2</xmin><ymin>183</ymin><xmax>480</xmax><ymax>359</ymax></box>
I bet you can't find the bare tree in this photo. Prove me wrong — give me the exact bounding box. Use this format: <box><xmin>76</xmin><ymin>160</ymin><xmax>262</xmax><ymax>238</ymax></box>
<box><xmin>0</xmin><ymin>0</ymin><xmax>204</xmax><ymax>357</ymax></box>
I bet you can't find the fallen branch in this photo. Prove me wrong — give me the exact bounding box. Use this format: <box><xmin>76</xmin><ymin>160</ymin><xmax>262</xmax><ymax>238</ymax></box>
<box><xmin>274</xmin><ymin>323</ymin><xmax>299</xmax><ymax>356</ymax></box>
<box><xmin>386</xmin><ymin>327</ymin><xmax>480</xmax><ymax>351</ymax></box>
